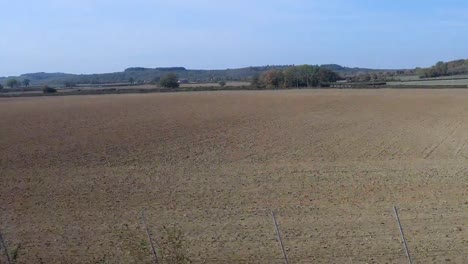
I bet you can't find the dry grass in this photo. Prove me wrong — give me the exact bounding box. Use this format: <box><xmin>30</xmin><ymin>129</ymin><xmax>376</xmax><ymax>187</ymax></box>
<box><xmin>1</xmin><ymin>89</ymin><xmax>467</xmax><ymax>263</ymax></box>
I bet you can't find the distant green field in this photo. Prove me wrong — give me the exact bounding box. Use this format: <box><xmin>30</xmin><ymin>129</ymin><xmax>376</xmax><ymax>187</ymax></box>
<box><xmin>427</xmin><ymin>74</ymin><xmax>468</xmax><ymax>80</ymax></box>
<box><xmin>396</xmin><ymin>75</ymin><xmax>421</xmax><ymax>81</ymax></box>
<box><xmin>389</xmin><ymin>78</ymin><xmax>468</xmax><ymax>86</ymax></box>
<box><xmin>395</xmin><ymin>74</ymin><xmax>468</xmax><ymax>82</ymax></box>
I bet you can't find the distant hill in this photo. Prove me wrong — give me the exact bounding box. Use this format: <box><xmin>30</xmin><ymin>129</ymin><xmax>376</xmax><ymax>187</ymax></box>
<box><xmin>1</xmin><ymin>60</ymin><xmax>465</xmax><ymax>86</ymax></box>
<box><xmin>0</xmin><ymin>64</ymin><xmax>394</xmax><ymax>86</ymax></box>
<box><xmin>0</xmin><ymin>66</ymin><xmax>293</xmax><ymax>86</ymax></box>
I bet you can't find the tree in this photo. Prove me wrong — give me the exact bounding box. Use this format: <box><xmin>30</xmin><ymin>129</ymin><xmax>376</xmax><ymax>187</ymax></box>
<box><xmin>316</xmin><ymin>68</ymin><xmax>339</xmax><ymax>85</ymax></box>
<box><xmin>218</xmin><ymin>81</ymin><xmax>226</xmax><ymax>87</ymax></box>
<box><xmin>128</xmin><ymin>77</ymin><xmax>135</xmax><ymax>85</ymax></box>
<box><xmin>434</xmin><ymin>61</ymin><xmax>448</xmax><ymax>76</ymax></box>
<box><xmin>420</xmin><ymin>61</ymin><xmax>449</xmax><ymax>78</ymax></box>
<box><xmin>284</xmin><ymin>67</ymin><xmax>301</xmax><ymax>87</ymax></box>
<box><xmin>42</xmin><ymin>85</ymin><xmax>57</xmax><ymax>94</ymax></box>
<box><xmin>22</xmin><ymin>79</ymin><xmax>30</xmax><ymax>87</ymax></box>
<box><xmin>0</xmin><ymin>84</ymin><xmax>3</xmax><ymax>90</ymax></box>
<box><xmin>252</xmin><ymin>65</ymin><xmax>339</xmax><ymax>89</ymax></box>
<box><xmin>6</xmin><ymin>79</ymin><xmax>19</xmax><ymax>88</ymax></box>
<box><xmin>297</xmin><ymin>65</ymin><xmax>320</xmax><ymax>87</ymax></box>
<box><xmin>251</xmin><ymin>74</ymin><xmax>262</xmax><ymax>88</ymax></box>
<box><xmin>160</xmin><ymin>73</ymin><xmax>179</xmax><ymax>88</ymax></box>
<box><xmin>359</xmin><ymin>74</ymin><xmax>371</xmax><ymax>82</ymax></box>
<box><xmin>261</xmin><ymin>70</ymin><xmax>284</xmax><ymax>88</ymax></box>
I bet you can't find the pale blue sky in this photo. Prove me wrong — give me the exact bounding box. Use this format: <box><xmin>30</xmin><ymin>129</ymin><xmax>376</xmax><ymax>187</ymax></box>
<box><xmin>1</xmin><ymin>0</ymin><xmax>467</xmax><ymax>76</ymax></box>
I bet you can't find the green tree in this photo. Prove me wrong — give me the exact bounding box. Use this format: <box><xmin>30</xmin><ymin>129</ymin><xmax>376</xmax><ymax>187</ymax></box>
<box><xmin>128</xmin><ymin>77</ymin><xmax>135</xmax><ymax>85</ymax></box>
<box><xmin>219</xmin><ymin>80</ymin><xmax>226</xmax><ymax>87</ymax></box>
<box><xmin>160</xmin><ymin>73</ymin><xmax>179</xmax><ymax>88</ymax></box>
<box><xmin>0</xmin><ymin>83</ymin><xmax>3</xmax><ymax>89</ymax></box>
<box><xmin>22</xmin><ymin>79</ymin><xmax>30</xmax><ymax>87</ymax></box>
<box><xmin>420</xmin><ymin>61</ymin><xmax>449</xmax><ymax>78</ymax></box>
<box><xmin>316</xmin><ymin>68</ymin><xmax>339</xmax><ymax>84</ymax></box>
<box><xmin>297</xmin><ymin>65</ymin><xmax>320</xmax><ymax>87</ymax></box>
<box><xmin>6</xmin><ymin>79</ymin><xmax>19</xmax><ymax>88</ymax></box>
<box><xmin>284</xmin><ymin>67</ymin><xmax>301</xmax><ymax>87</ymax></box>
<box><xmin>434</xmin><ymin>61</ymin><xmax>448</xmax><ymax>76</ymax></box>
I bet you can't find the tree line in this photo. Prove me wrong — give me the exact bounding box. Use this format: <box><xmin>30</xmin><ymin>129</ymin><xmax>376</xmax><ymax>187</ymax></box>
<box><xmin>347</xmin><ymin>71</ymin><xmax>399</xmax><ymax>83</ymax></box>
<box><xmin>417</xmin><ymin>60</ymin><xmax>468</xmax><ymax>78</ymax></box>
<box><xmin>0</xmin><ymin>79</ymin><xmax>30</xmax><ymax>89</ymax></box>
<box><xmin>251</xmin><ymin>65</ymin><xmax>339</xmax><ymax>88</ymax></box>
<box><xmin>417</xmin><ymin>61</ymin><xmax>448</xmax><ymax>78</ymax></box>
<box><xmin>1</xmin><ymin>67</ymin><xmax>338</xmax><ymax>90</ymax></box>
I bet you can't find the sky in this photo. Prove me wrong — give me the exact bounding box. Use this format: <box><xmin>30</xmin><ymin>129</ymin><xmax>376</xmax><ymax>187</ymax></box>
<box><xmin>0</xmin><ymin>0</ymin><xmax>467</xmax><ymax>76</ymax></box>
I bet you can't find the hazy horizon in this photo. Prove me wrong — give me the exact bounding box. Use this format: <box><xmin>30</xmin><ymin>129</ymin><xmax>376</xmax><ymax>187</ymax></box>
<box><xmin>1</xmin><ymin>0</ymin><xmax>467</xmax><ymax>76</ymax></box>
<box><xmin>0</xmin><ymin>63</ymin><xmax>413</xmax><ymax>78</ymax></box>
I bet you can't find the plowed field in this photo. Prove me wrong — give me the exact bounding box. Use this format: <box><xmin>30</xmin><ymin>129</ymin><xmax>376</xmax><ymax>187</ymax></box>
<box><xmin>1</xmin><ymin>89</ymin><xmax>467</xmax><ymax>263</ymax></box>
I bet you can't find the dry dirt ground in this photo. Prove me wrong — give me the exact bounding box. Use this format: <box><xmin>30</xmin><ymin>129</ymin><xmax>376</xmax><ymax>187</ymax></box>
<box><xmin>0</xmin><ymin>89</ymin><xmax>467</xmax><ymax>263</ymax></box>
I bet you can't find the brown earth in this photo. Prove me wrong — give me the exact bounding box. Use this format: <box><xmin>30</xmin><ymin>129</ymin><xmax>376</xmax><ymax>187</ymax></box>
<box><xmin>0</xmin><ymin>89</ymin><xmax>467</xmax><ymax>263</ymax></box>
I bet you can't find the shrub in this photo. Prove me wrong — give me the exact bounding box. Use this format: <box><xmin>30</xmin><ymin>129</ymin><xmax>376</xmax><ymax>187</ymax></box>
<box><xmin>22</xmin><ymin>79</ymin><xmax>30</xmax><ymax>87</ymax></box>
<box><xmin>218</xmin><ymin>81</ymin><xmax>226</xmax><ymax>87</ymax></box>
<box><xmin>160</xmin><ymin>73</ymin><xmax>179</xmax><ymax>88</ymax></box>
<box><xmin>6</xmin><ymin>79</ymin><xmax>19</xmax><ymax>88</ymax></box>
<box><xmin>159</xmin><ymin>224</ymin><xmax>191</xmax><ymax>264</ymax></box>
<box><xmin>42</xmin><ymin>86</ymin><xmax>57</xmax><ymax>94</ymax></box>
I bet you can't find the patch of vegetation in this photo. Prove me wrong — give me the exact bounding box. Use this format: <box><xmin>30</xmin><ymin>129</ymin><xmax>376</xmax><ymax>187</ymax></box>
<box><xmin>42</xmin><ymin>85</ymin><xmax>57</xmax><ymax>94</ymax></box>
<box><xmin>7</xmin><ymin>79</ymin><xmax>19</xmax><ymax>88</ymax></box>
<box><xmin>158</xmin><ymin>224</ymin><xmax>191</xmax><ymax>264</ymax></box>
<box><xmin>160</xmin><ymin>73</ymin><xmax>179</xmax><ymax>88</ymax></box>
<box><xmin>11</xmin><ymin>243</ymin><xmax>21</xmax><ymax>262</ymax></box>
<box><xmin>418</xmin><ymin>59</ymin><xmax>468</xmax><ymax>78</ymax></box>
<box><xmin>252</xmin><ymin>65</ymin><xmax>339</xmax><ymax>88</ymax></box>
<box><xmin>22</xmin><ymin>79</ymin><xmax>30</xmax><ymax>87</ymax></box>
<box><xmin>0</xmin><ymin>64</ymin><xmax>392</xmax><ymax>86</ymax></box>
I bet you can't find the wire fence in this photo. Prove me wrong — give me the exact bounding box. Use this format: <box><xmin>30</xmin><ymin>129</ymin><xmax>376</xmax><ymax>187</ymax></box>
<box><xmin>1</xmin><ymin>205</ymin><xmax>467</xmax><ymax>263</ymax></box>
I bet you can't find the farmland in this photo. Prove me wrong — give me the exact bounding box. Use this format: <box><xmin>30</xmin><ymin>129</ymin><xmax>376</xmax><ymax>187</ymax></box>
<box><xmin>0</xmin><ymin>81</ymin><xmax>252</xmax><ymax>98</ymax></box>
<box><xmin>0</xmin><ymin>89</ymin><xmax>467</xmax><ymax>263</ymax></box>
<box><xmin>388</xmin><ymin>78</ymin><xmax>468</xmax><ymax>87</ymax></box>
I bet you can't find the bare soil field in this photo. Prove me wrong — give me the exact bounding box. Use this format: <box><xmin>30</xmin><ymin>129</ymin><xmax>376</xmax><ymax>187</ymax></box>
<box><xmin>0</xmin><ymin>89</ymin><xmax>467</xmax><ymax>263</ymax></box>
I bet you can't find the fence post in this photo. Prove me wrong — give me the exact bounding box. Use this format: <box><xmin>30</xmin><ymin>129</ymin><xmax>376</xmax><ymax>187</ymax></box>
<box><xmin>271</xmin><ymin>211</ymin><xmax>289</xmax><ymax>264</ymax></box>
<box><xmin>0</xmin><ymin>232</ymin><xmax>12</xmax><ymax>264</ymax></box>
<box><xmin>141</xmin><ymin>210</ymin><xmax>160</xmax><ymax>264</ymax></box>
<box><xmin>393</xmin><ymin>206</ymin><xmax>413</xmax><ymax>264</ymax></box>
